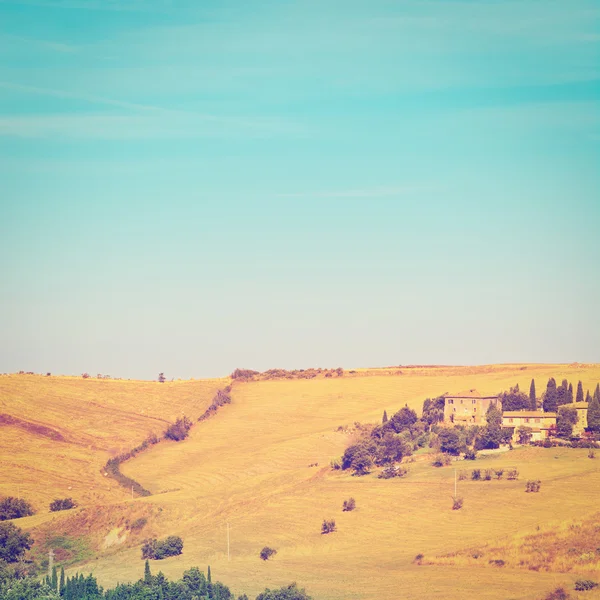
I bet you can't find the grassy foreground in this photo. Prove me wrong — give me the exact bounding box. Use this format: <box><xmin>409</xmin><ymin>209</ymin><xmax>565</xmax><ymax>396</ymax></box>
<box><xmin>2</xmin><ymin>364</ymin><xmax>600</xmax><ymax>599</ymax></box>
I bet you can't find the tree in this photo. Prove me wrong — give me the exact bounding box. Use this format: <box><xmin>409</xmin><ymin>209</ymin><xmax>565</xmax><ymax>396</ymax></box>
<box><xmin>557</xmin><ymin>406</ymin><xmax>578</xmax><ymax>438</ymax></box>
<box><xmin>207</xmin><ymin>565</ymin><xmax>211</xmax><ymax>584</ymax></box>
<box><xmin>475</xmin><ymin>404</ymin><xmax>503</xmax><ymax>450</ymax></box>
<box><xmin>0</xmin><ymin>497</ymin><xmax>34</xmax><ymax>521</ymax></box>
<box><xmin>421</xmin><ymin>396</ymin><xmax>445</xmax><ymax>426</ymax></box>
<box><xmin>0</xmin><ymin>522</ymin><xmax>32</xmax><ymax>563</ymax></box>
<box><xmin>376</xmin><ymin>432</ymin><xmax>405</xmax><ymax>464</ymax></box>
<box><xmin>499</xmin><ymin>385</ymin><xmax>530</xmax><ymax>411</ymax></box>
<box><xmin>576</xmin><ymin>381</ymin><xmax>584</xmax><ymax>403</ymax></box>
<box><xmin>556</xmin><ymin>380</ymin><xmax>569</xmax><ymax>407</ymax></box>
<box><xmin>516</xmin><ymin>426</ymin><xmax>533</xmax><ymax>445</ymax></box>
<box><xmin>529</xmin><ymin>379</ymin><xmax>537</xmax><ymax>410</ymax></box>
<box><xmin>51</xmin><ymin>566</ymin><xmax>58</xmax><ymax>591</ymax></box>
<box><xmin>543</xmin><ymin>378</ymin><xmax>558</xmax><ymax>413</ymax></box>
<box><xmin>256</xmin><ymin>583</ymin><xmax>312</xmax><ymax>600</ymax></box>
<box><xmin>260</xmin><ymin>547</ymin><xmax>277</xmax><ymax>560</ymax></box>
<box><xmin>438</xmin><ymin>429</ymin><xmax>463</xmax><ymax>455</ymax></box>
<box><xmin>144</xmin><ymin>559</ymin><xmax>152</xmax><ymax>584</ymax></box>
<box><xmin>158</xmin><ymin>373</ymin><xmax>166</xmax><ymax>383</ymax></box>
<box><xmin>586</xmin><ymin>390</ymin><xmax>593</xmax><ymax>403</ymax></box>
<box><xmin>59</xmin><ymin>567</ymin><xmax>65</xmax><ymax>596</ymax></box>
<box><xmin>568</xmin><ymin>382</ymin><xmax>574</xmax><ymax>403</ymax></box>
<box><xmin>388</xmin><ymin>405</ymin><xmax>418</xmax><ymax>433</ymax></box>
<box><xmin>595</xmin><ymin>384</ymin><xmax>600</xmax><ymax>403</ymax></box>
<box><xmin>350</xmin><ymin>448</ymin><xmax>373</xmax><ymax>476</ymax></box>
<box><xmin>588</xmin><ymin>393</ymin><xmax>600</xmax><ymax>433</ymax></box>
<box><xmin>382</xmin><ymin>410</ymin><xmax>388</xmax><ymax>424</ymax></box>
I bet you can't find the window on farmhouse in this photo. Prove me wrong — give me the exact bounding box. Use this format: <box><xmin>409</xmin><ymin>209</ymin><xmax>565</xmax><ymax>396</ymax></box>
<box><xmin>509</xmin><ymin>418</ymin><xmax>514</xmax><ymax>423</ymax></box>
<box><xmin>525</xmin><ymin>418</ymin><xmax>530</xmax><ymax>423</ymax></box>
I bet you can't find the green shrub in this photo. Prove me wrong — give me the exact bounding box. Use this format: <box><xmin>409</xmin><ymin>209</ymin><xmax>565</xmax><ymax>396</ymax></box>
<box><xmin>321</xmin><ymin>519</ymin><xmax>336</xmax><ymax>534</ymax></box>
<box><xmin>432</xmin><ymin>454</ymin><xmax>452</xmax><ymax>467</ymax></box>
<box><xmin>525</xmin><ymin>480</ymin><xmax>541</xmax><ymax>493</ymax></box>
<box><xmin>452</xmin><ymin>497</ymin><xmax>463</xmax><ymax>510</ymax></box>
<box><xmin>574</xmin><ymin>579</ymin><xmax>598</xmax><ymax>591</ymax></box>
<box><xmin>507</xmin><ymin>468</ymin><xmax>519</xmax><ymax>480</ymax></box>
<box><xmin>342</xmin><ymin>498</ymin><xmax>356</xmax><ymax>511</ymax></box>
<box><xmin>129</xmin><ymin>517</ymin><xmax>147</xmax><ymax>531</ymax></box>
<box><xmin>0</xmin><ymin>497</ymin><xmax>34</xmax><ymax>521</ymax></box>
<box><xmin>483</xmin><ymin>469</ymin><xmax>493</xmax><ymax>481</ymax></box>
<box><xmin>164</xmin><ymin>416</ymin><xmax>192</xmax><ymax>441</ymax></box>
<box><xmin>49</xmin><ymin>498</ymin><xmax>76</xmax><ymax>512</ymax></box>
<box><xmin>495</xmin><ymin>469</ymin><xmax>504</xmax><ymax>480</ymax></box>
<box><xmin>544</xmin><ymin>587</ymin><xmax>570</xmax><ymax>600</ymax></box>
<box><xmin>0</xmin><ymin>522</ymin><xmax>32</xmax><ymax>562</ymax></box>
<box><xmin>464</xmin><ymin>449</ymin><xmax>477</xmax><ymax>460</ymax></box>
<box><xmin>141</xmin><ymin>536</ymin><xmax>183</xmax><ymax>560</ymax></box>
<box><xmin>260</xmin><ymin>547</ymin><xmax>277</xmax><ymax>561</ymax></box>
<box><xmin>471</xmin><ymin>469</ymin><xmax>481</xmax><ymax>481</ymax></box>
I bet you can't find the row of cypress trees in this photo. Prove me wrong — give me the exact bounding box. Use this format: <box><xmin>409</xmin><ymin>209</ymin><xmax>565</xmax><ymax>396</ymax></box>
<box><xmin>45</xmin><ymin>566</ymin><xmax>101</xmax><ymax>599</ymax></box>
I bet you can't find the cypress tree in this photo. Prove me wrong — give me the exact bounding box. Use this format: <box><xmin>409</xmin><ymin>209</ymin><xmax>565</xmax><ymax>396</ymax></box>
<box><xmin>207</xmin><ymin>565</ymin><xmax>211</xmax><ymax>583</ymax></box>
<box><xmin>543</xmin><ymin>378</ymin><xmax>558</xmax><ymax>413</ymax></box>
<box><xmin>51</xmin><ymin>566</ymin><xmax>58</xmax><ymax>591</ymax></box>
<box><xmin>529</xmin><ymin>379</ymin><xmax>536</xmax><ymax>410</ymax></box>
<box><xmin>144</xmin><ymin>559</ymin><xmax>152</xmax><ymax>584</ymax></box>
<box><xmin>594</xmin><ymin>383</ymin><xmax>600</xmax><ymax>403</ymax></box>
<box><xmin>576</xmin><ymin>381</ymin><xmax>584</xmax><ymax>403</ymax></box>
<box><xmin>586</xmin><ymin>390</ymin><xmax>592</xmax><ymax>403</ymax></box>
<box><xmin>46</xmin><ymin>574</ymin><xmax>51</xmax><ymax>588</ymax></box>
<box><xmin>587</xmin><ymin>391</ymin><xmax>600</xmax><ymax>433</ymax></box>
<box><xmin>59</xmin><ymin>567</ymin><xmax>65</xmax><ymax>596</ymax></box>
<box><xmin>557</xmin><ymin>381</ymin><xmax>568</xmax><ymax>406</ymax></box>
<box><xmin>568</xmin><ymin>382</ymin><xmax>574</xmax><ymax>403</ymax></box>
<box><xmin>382</xmin><ymin>410</ymin><xmax>388</xmax><ymax>424</ymax></box>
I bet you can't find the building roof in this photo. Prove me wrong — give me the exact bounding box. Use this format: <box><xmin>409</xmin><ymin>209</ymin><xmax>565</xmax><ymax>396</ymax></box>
<box><xmin>569</xmin><ymin>402</ymin><xmax>589</xmax><ymax>409</ymax></box>
<box><xmin>444</xmin><ymin>389</ymin><xmax>498</xmax><ymax>399</ymax></box>
<box><xmin>503</xmin><ymin>411</ymin><xmax>557</xmax><ymax>418</ymax></box>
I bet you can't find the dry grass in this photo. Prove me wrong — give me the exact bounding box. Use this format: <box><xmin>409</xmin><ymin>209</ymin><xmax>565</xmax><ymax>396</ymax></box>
<box><xmin>2</xmin><ymin>364</ymin><xmax>600</xmax><ymax>599</ymax></box>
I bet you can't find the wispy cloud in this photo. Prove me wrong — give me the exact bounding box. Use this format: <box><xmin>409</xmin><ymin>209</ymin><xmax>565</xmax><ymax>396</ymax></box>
<box><xmin>0</xmin><ymin>112</ymin><xmax>305</xmax><ymax>140</ymax></box>
<box><xmin>0</xmin><ymin>0</ymin><xmax>162</xmax><ymax>11</ymax></box>
<box><xmin>277</xmin><ymin>185</ymin><xmax>437</xmax><ymax>199</ymax></box>
<box><xmin>0</xmin><ymin>34</ymin><xmax>76</xmax><ymax>53</ymax></box>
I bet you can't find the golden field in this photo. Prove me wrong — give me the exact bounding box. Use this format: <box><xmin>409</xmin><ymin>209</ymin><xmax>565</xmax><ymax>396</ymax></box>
<box><xmin>2</xmin><ymin>364</ymin><xmax>600</xmax><ymax>599</ymax></box>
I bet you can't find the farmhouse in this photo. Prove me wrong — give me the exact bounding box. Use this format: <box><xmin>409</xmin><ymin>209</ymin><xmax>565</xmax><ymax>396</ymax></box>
<box><xmin>502</xmin><ymin>411</ymin><xmax>557</xmax><ymax>442</ymax></box>
<box><xmin>443</xmin><ymin>389</ymin><xmax>499</xmax><ymax>424</ymax></box>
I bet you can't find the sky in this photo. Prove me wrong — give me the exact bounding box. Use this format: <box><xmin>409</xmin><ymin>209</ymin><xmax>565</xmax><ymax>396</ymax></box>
<box><xmin>0</xmin><ymin>0</ymin><xmax>599</xmax><ymax>380</ymax></box>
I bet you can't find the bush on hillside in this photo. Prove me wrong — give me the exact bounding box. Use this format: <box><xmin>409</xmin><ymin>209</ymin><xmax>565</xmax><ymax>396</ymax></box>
<box><xmin>0</xmin><ymin>497</ymin><xmax>35</xmax><ymax>521</ymax></box>
<box><xmin>432</xmin><ymin>454</ymin><xmax>452</xmax><ymax>468</ymax></box>
<box><xmin>321</xmin><ymin>519</ymin><xmax>336</xmax><ymax>534</ymax></box>
<box><xmin>464</xmin><ymin>449</ymin><xmax>477</xmax><ymax>460</ymax></box>
<box><xmin>525</xmin><ymin>480</ymin><xmax>541</xmax><ymax>493</ymax></box>
<box><xmin>452</xmin><ymin>497</ymin><xmax>463</xmax><ymax>510</ymax></box>
<box><xmin>164</xmin><ymin>416</ymin><xmax>193</xmax><ymax>441</ymax></box>
<box><xmin>129</xmin><ymin>517</ymin><xmax>147</xmax><ymax>531</ymax></box>
<box><xmin>49</xmin><ymin>498</ymin><xmax>77</xmax><ymax>512</ymax></box>
<box><xmin>342</xmin><ymin>498</ymin><xmax>356</xmax><ymax>511</ymax></box>
<box><xmin>260</xmin><ymin>547</ymin><xmax>277</xmax><ymax>561</ymax></box>
<box><xmin>544</xmin><ymin>587</ymin><xmax>570</xmax><ymax>600</ymax></box>
<box><xmin>506</xmin><ymin>469</ymin><xmax>519</xmax><ymax>480</ymax></box>
<box><xmin>256</xmin><ymin>582</ymin><xmax>312</xmax><ymax>600</ymax></box>
<box><xmin>231</xmin><ymin>369</ymin><xmax>259</xmax><ymax>380</ymax></box>
<box><xmin>574</xmin><ymin>580</ymin><xmax>598</xmax><ymax>591</ymax></box>
<box><xmin>141</xmin><ymin>536</ymin><xmax>183</xmax><ymax>560</ymax></box>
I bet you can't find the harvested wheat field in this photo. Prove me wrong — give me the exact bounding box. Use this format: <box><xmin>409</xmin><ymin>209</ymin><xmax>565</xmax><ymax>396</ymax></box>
<box><xmin>2</xmin><ymin>364</ymin><xmax>600</xmax><ymax>599</ymax></box>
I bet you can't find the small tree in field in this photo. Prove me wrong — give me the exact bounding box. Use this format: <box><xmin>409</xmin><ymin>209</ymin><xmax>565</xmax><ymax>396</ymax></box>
<box><xmin>260</xmin><ymin>547</ymin><xmax>277</xmax><ymax>560</ymax></box>
<box><xmin>321</xmin><ymin>519</ymin><xmax>336</xmax><ymax>534</ymax></box>
<box><xmin>158</xmin><ymin>373</ymin><xmax>166</xmax><ymax>383</ymax></box>
<box><xmin>342</xmin><ymin>498</ymin><xmax>356</xmax><ymax>511</ymax></box>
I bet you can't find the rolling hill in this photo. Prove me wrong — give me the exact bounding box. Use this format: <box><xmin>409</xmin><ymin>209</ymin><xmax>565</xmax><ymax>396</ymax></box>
<box><xmin>2</xmin><ymin>364</ymin><xmax>600</xmax><ymax>599</ymax></box>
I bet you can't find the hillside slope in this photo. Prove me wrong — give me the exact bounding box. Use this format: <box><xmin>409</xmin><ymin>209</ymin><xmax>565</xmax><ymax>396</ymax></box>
<box><xmin>2</xmin><ymin>364</ymin><xmax>600</xmax><ymax>599</ymax></box>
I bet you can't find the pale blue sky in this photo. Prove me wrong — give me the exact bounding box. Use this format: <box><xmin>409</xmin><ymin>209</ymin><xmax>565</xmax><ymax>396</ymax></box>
<box><xmin>0</xmin><ymin>0</ymin><xmax>599</xmax><ymax>379</ymax></box>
